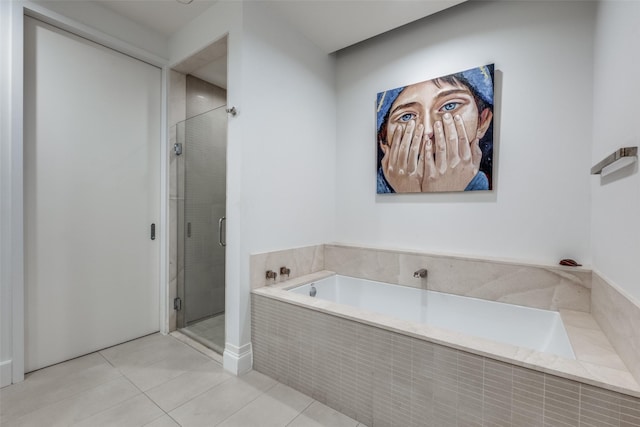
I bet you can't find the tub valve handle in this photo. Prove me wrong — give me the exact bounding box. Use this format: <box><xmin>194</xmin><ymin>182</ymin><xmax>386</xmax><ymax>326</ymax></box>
<box><xmin>266</xmin><ymin>270</ymin><xmax>277</xmax><ymax>280</ymax></box>
<box><xmin>414</xmin><ymin>268</ymin><xmax>428</xmax><ymax>278</ymax></box>
<box><xmin>280</xmin><ymin>266</ymin><xmax>291</xmax><ymax>277</ymax></box>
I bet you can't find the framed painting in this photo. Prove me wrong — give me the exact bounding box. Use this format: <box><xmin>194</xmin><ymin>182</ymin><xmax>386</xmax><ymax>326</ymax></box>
<box><xmin>376</xmin><ymin>64</ymin><xmax>494</xmax><ymax>193</ymax></box>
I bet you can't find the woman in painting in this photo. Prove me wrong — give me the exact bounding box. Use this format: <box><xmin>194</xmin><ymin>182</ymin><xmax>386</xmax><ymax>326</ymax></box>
<box><xmin>376</xmin><ymin>65</ymin><xmax>494</xmax><ymax>193</ymax></box>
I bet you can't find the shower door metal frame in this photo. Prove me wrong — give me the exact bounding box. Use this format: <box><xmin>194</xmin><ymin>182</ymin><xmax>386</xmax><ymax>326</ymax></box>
<box><xmin>176</xmin><ymin>105</ymin><xmax>227</xmax><ymax>337</ymax></box>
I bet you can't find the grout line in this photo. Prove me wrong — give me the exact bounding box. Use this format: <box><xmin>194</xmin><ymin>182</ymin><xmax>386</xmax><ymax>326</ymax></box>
<box><xmin>212</xmin><ymin>380</ymin><xmax>280</xmax><ymax>426</ymax></box>
<box><xmin>97</xmin><ymin>350</ymin><xmax>117</xmax><ymax>370</ymax></box>
<box><xmin>284</xmin><ymin>400</ymin><xmax>314</xmax><ymax>427</ymax></box>
<box><xmin>15</xmin><ymin>376</ymin><xmax>137</xmax><ymax>427</ymax></box>
<box><xmin>164</xmin><ymin>374</ymin><xmax>237</xmax><ymax>414</ymax></box>
<box><xmin>141</xmin><ymin>390</ymin><xmax>176</xmax><ymax>424</ymax></box>
<box><xmin>2</xmin><ymin>358</ymin><xmax>125</xmax><ymax>423</ymax></box>
<box><xmin>141</xmin><ymin>413</ymin><xmax>170</xmax><ymax>426</ymax></box>
<box><xmin>121</xmin><ymin>374</ymin><xmax>147</xmax><ymax>395</ymax></box>
<box><xmin>143</xmin><ymin>367</ymin><xmax>235</xmax><ymax>414</ymax></box>
<box><xmin>69</xmin><ymin>392</ymin><xmax>150</xmax><ymax>426</ymax></box>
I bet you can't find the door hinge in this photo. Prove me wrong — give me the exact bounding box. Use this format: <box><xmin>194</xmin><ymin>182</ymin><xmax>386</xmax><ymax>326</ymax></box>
<box><xmin>174</xmin><ymin>297</ymin><xmax>182</xmax><ymax>311</ymax></box>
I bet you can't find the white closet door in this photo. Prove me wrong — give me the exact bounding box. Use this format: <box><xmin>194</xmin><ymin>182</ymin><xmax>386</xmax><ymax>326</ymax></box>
<box><xmin>24</xmin><ymin>17</ymin><xmax>161</xmax><ymax>372</ymax></box>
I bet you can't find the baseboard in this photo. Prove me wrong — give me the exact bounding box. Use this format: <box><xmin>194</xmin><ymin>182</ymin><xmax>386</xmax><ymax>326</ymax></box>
<box><xmin>223</xmin><ymin>342</ymin><xmax>252</xmax><ymax>375</ymax></box>
<box><xmin>0</xmin><ymin>359</ymin><xmax>12</xmax><ymax>387</ymax></box>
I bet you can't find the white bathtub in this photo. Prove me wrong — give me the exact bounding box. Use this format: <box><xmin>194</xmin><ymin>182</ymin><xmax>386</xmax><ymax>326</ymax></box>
<box><xmin>289</xmin><ymin>274</ymin><xmax>575</xmax><ymax>359</ymax></box>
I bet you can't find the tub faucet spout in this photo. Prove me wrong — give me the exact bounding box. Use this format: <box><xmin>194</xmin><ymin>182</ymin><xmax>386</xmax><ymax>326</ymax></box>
<box><xmin>414</xmin><ymin>268</ymin><xmax>428</xmax><ymax>278</ymax></box>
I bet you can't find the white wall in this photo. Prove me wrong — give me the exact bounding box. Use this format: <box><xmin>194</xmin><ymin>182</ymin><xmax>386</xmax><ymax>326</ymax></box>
<box><xmin>238</xmin><ymin>0</ymin><xmax>335</xmax><ymax>368</ymax></box>
<box><xmin>1</xmin><ymin>0</ymin><xmax>15</xmax><ymax>387</ymax></box>
<box><xmin>591</xmin><ymin>1</ymin><xmax>640</xmax><ymax>300</ymax></box>
<box><xmin>240</xmin><ymin>1</ymin><xmax>336</xmax><ymax>254</ymax></box>
<box><xmin>335</xmin><ymin>1</ymin><xmax>596</xmax><ymax>266</ymax></box>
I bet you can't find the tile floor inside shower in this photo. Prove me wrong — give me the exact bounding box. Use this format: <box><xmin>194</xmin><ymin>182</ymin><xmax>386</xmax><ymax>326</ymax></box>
<box><xmin>0</xmin><ymin>333</ymin><xmax>364</xmax><ymax>427</ymax></box>
<box><xmin>181</xmin><ymin>313</ymin><xmax>226</xmax><ymax>355</ymax></box>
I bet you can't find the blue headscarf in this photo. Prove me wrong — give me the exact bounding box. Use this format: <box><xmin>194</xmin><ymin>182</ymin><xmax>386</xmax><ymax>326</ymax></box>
<box><xmin>376</xmin><ymin>64</ymin><xmax>494</xmax><ymax>134</ymax></box>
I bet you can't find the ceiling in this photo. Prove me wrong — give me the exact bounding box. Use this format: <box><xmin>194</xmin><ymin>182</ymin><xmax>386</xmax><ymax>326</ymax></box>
<box><xmin>94</xmin><ymin>0</ymin><xmax>466</xmax><ymax>54</ymax></box>
<box><xmin>91</xmin><ymin>0</ymin><xmax>466</xmax><ymax>87</ymax></box>
<box><xmin>93</xmin><ymin>0</ymin><xmax>220</xmax><ymax>39</ymax></box>
<box><xmin>266</xmin><ymin>0</ymin><xmax>467</xmax><ymax>54</ymax></box>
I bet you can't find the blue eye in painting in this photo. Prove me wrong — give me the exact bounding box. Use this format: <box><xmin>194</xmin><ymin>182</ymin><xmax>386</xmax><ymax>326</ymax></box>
<box><xmin>399</xmin><ymin>113</ymin><xmax>415</xmax><ymax>122</ymax></box>
<box><xmin>441</xmin><ymin>102</ymin><xmax>459</xmax><ymax>112</ymax></box>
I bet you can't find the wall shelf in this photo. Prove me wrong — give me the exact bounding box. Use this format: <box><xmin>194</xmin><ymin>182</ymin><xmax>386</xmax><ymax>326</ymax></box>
<box><xmin>590</xmin><ymin>146</ymin><xmax>638</xmax><ymax>176</ymax></box>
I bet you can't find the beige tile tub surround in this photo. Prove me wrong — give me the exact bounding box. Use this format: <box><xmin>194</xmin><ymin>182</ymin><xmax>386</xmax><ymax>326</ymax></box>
<box><xmin>250</xmin><ymin>244</ymin><xmax>324</xmax><ymax>289</ymax></box>
<box><xmin>250</xmin><ymin>244</ymin><xmax>640</xmax><ymax>424</ymax></box>
<box><xmin>252</xmin><ymin>294</ymin><xmax>640</xmax><ymax>427</ymax></box>
<box><xmin>251</xmin><ymin>244</ymin><xmax>591</xmax><ymax>312</ymax></box>
<box><xmin>324</xmin><ymin>244</ymin><xmax>592</xmax><ymax>312</ymax></box>
<box><xmin>254</xmin><ymin>274</ymin><xmax>640</xmax><ymax>397</ymax></box>
<box><xmin>592</xmin><ymin>271</ymin><xmax>640</xmax><ymax>386</ymax></box>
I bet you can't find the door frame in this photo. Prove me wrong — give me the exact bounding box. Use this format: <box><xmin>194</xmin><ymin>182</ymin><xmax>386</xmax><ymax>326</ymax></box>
<box><xmin>4</xmin><ymin>1</ymin><xmax>170</xmax><ymax>384</ymax></box>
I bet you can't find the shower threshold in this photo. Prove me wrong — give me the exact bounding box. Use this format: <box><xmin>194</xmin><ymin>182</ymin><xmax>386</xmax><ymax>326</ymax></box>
<box><xmin>180</xmin><ymin>313</ymin><xmax>225</xmax><ymax>355</ymax></box>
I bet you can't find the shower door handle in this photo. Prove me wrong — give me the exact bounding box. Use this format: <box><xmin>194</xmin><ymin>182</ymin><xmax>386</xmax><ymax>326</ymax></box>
<box><xmin>218</xmin><ymin>216</ymin><xmax>226</xmax><ymax>247</ymax></box>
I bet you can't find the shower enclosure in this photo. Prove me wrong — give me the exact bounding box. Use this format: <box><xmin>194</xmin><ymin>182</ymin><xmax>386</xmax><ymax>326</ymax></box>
<box><xmin>176</xmin><ymin>105</ymin><xmax>227</xmax><ymax>353</ymax></box>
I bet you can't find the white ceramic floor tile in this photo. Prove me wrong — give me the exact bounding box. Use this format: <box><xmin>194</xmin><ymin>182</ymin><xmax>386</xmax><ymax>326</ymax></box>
<box><xmin>0</xmin><ymin>353</ymin><xmax>121</xmax><ymax>421</ymax></box>
<box><xmin>169</xmin><ymin>370</ymin><xmax>277</xmax><ymax>426</ymax></box>
<box><xmin>0</xmin><ymin>333</ymin><xmax>361</xmax><ymax>427</ymax></box>
<box><xmin>22</xmin><ymin>352</ymin><xmax>108</xmax><ymax>384</ymax></box>
<box><xmin>287</xmin><ymin>401</ymin><xmax>360</xmax><ymax>427</ymax></box>
<box><xmin>100</xmin><ymin>334</ymin><xmax>194</xmax><ymax>370</ymax></box>
<box><xmin>99</xmin><ymin>334</ymin><xmax>169</xmax><ymax>364</ymax></box>
<box><xmin>217</xmin><ymin>383</ymin><xmax>314</xmax><ymax>427</ymax></box>
<box><xmin>122</xmin><ymin>344</ymin><xmax>214</xmax><ymax>391</ymax></box>
<box><xmin>145</xmin><ymin>360</ymin><xmax>232</xmax><ymax>411</ymax></box>
<box><xmin>3</xmin><ymin>377</ymin><xmax>140</xmax><ymax>427</ymax></box>
<box><xmin>143</xmin><ymin>415</ymin><xmax>181</xmax><ymax>427</ymax></box>
<box><xmin>72</xmin><ymin>394</ymin><xmax>164</xmax><ymax>427</ymax></box>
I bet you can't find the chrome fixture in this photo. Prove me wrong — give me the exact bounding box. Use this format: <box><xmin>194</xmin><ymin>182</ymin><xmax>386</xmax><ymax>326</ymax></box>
<box><xmin>413</xmin><ymin>268</ymin><xmax>428</xmax><ymax>278</ymax></box>
<box><xmin>174</xmin><ymin>142</ymin><xmax>182</xmax><ymax>156</ymax></box>
<box><xmin>280</xmin><ymin>266</ymin><xmax>291</xmax><ymax>277</ymax></box>
<box><xmin>309</xmin><ymin>285</ymin><xmax>317</xmax><ymax>297</ymax></box>
<box><xmin>266</xmin><ymin>270</ymin><xmax>277</xmax><ymax>280</ymax></box>
<box><xmin>226</xmin><ymin>106</ymin><xmax>237</xmax><ymax>116</ymax></box>
<box><xmin>218</xmin><ymin>217</ymin><xmax>226</xmax><ymax>247</ymax></box>
<box><xmin>591</xmin><ymin>146</ymin><xmax>637</xmax><ymax>176</ymax></box>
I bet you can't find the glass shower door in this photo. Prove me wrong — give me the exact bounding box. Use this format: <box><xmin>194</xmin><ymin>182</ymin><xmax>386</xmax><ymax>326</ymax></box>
<box><xmin>177</xmin><ymin>105</ymin><xmax>227</xmax><ymax>352</ymax></box>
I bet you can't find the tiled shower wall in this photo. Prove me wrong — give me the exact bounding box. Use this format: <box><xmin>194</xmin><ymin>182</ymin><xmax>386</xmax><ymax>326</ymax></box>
<box><xmin>168</xmin><ymin>71</ymin><xmax>226</xmax><ymax>331</ymax></box>
<box><xmin>252</xmin><ymin>294</ymin><xmax>640</xmax><ymax>427</ymax></box>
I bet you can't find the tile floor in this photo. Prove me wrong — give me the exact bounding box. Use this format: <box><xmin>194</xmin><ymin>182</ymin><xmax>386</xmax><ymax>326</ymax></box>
<box><xmin>181</xmin><ymin>314</ymin><xmax>225</xmax><ymax>355</ymax></box>
<box><xmin>0</xmin><ymin>333</ymin><xmax>363</xmax><ymax>427</ymax></box>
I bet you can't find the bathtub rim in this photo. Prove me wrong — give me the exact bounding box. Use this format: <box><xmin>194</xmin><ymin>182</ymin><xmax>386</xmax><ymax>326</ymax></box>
<box><xmin>252</xmin><ymin>270</ymin><xmax>640</xmax><ymax>399</ymax></box>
